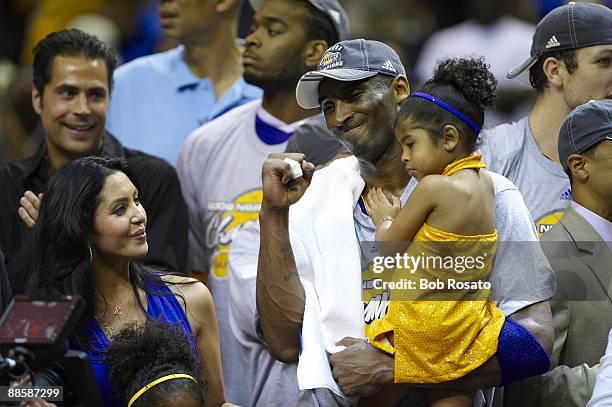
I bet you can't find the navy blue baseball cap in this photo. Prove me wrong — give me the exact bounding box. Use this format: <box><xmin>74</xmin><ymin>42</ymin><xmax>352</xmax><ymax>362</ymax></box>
<box><xmin>507</xmin><ymin>2</ymin><xmax>612</xmax><ymax>79</ymax></box>
<box><xmin>296</xmin><ymin>39</ymin><xmax>405</xmax><ymax>109</ymax></box>
<box><xmin>559</xmin><ymin>99</ymin><xmax>612</xmax><ymax>173</ymax></box>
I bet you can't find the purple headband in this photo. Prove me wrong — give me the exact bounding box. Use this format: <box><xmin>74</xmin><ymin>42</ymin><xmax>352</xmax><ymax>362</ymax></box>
<box><xmin>410</xmin><ymin>92</ymin><xmax>481</xmax><ymax>134</ymax></box>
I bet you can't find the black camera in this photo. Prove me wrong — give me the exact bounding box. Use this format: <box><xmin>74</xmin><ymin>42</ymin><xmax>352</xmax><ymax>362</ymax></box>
<box><xmin>0</xmin><ymin>295</ymin><xmax>102</xmax><ymax>406</ymax></box>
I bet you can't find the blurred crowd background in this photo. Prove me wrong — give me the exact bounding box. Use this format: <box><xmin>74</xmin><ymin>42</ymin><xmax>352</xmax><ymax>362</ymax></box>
<box><xmin>1</xmin><ymin>0</ymin><xmax>610</xmax><ymax>165</ymax></box>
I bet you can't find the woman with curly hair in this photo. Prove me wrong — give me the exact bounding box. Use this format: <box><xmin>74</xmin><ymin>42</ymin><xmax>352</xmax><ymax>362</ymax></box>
<box><xmin>11</xmin><ymin>157</ymin><xmax>224</xmax><ymax>406</ymax></box>
<box><xmin>106</xmin><ymin>319</ymin><xmax>205</xmax><ymax>407</ymax></box>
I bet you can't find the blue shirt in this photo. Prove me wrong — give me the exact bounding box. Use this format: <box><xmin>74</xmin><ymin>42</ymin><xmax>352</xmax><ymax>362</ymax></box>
<box><xmin>106</xmin><ymin>45</ymin><xmax>262</xmax><ymax>165</ymax></box>
<box><xmin>83</xmin><ymin>274</ymin><xmax>198</xmax><ymax>406</ymax></box>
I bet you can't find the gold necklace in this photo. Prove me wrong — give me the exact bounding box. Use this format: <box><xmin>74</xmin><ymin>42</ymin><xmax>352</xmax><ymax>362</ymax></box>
<box><xmin>97</xmin><ymin>298</ymin><xmax>132</xmax><ymax>337</ymax></box>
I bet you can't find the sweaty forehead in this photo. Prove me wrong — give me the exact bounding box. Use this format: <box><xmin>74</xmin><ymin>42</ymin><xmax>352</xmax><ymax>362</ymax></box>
<box><xmin>576</xmin><ymin>44</ymin><xmax>612</xmax><ymax>58</ymax></box>
<box><xmin>49</xmin><ymin>55</ymin><xmax>109</xmax><ymax>87</ymax></box>
<box><xmin>319</xmin><ymin>77</ymin><xmax>374</xmax><ymax>100</ymax></box>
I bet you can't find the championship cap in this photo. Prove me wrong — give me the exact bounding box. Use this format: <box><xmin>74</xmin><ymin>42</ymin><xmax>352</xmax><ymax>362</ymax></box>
<box><xmin>248</xmin><ymin>0</ymin><xmax>349</xmax><ymax>42</ymax></box>
<box><xmin>559</xmin><ymin>99</ymin><xmax>612</xmax><ymax>173</ymax></box>
<box><xmin>507</xmin><ymin>2</ymin><xmax>612</xmax><ymax>79</ymax></box>
<box><xmin>296</xmin><ymin>38</ymin><xmax>405</xmax><ymax>109</ymax></box>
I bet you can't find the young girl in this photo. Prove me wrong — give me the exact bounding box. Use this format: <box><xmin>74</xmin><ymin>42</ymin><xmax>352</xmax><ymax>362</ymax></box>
<box><xmin>106</xmin><ymin>319</ymin><xmax>205</xmax><ymax>407</ymax></box>
<box><xmin>365</xmin><ymin>58</ymin><xmax>503</xmax><ymax>406</ymax></box>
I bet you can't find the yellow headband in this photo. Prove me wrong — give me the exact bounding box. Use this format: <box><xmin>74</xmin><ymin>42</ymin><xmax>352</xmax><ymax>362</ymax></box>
<box><xmin>127</xmin><ymin>373</ymin><xmax>197</xmax><ymax>407</ymax></box>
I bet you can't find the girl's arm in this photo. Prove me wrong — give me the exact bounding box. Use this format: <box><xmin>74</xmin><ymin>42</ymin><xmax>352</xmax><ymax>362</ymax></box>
<box><xmin>368</xmin><ymin>176</ymin><xmax>441</xmax><ymax>242</ymax></box>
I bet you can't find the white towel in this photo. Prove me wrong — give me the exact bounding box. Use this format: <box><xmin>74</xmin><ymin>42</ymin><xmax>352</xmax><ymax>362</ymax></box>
<box><xmin>289</xmin><ymin>156</ymin><xmax>365</xmax><ymax>399</ymax></box>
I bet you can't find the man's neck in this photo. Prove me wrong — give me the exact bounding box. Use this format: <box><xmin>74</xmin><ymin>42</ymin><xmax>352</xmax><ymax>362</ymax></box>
<box><xmin>182</xmin><ymin>26</ymin><xmax>243</xmax><ymax>100</ymax></box>
<box><xmin>529</xmin><ymin>91</ymin><xmax>572</xmax><ymax>163</ymax></box>
<box><xmin>261</xmin><ymin>87</ymin><xmax>315</xmax><ymax>124</ymax></box>
<box><xmin>573</xmin><ymin>187</ymin><xmax>612</xmax><ymax>223</ymax></box>
<box><xmin>359</xmin><ymin>143</ymin><xmax>410</xmax><ymax>197</ymax></box>
<box><xmin>46</xmin><ymin>138</ymin><xmax>103</xmax><ymax>176</ymax></box>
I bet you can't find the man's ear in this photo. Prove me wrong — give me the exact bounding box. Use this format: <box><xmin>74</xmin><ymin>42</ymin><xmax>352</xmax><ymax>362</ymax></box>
<box><xmin>441</xmin><ymin>125</ymin><xmax>460</xmax><ymax>151</ymax></box>
<box><xmin>542</xmin><ymin>56</ymin><xmax>563</xmax><ymax>89</ymax></box>
<box><xmin>32</xmin><ymin>85</ymin><xmax>42</xmax><ymax>115</ymax></box>
<box><xmin>393</xmin><ymin>75</ymin><xmax>410</xmax><ymax>106</ymax></box>
<box><xmin>215</xmin><ymin>0</ymin><xmax>240</xmax><ymax>13</ymax></box>
<box><xmin>567</xmin><ymin>154</ymin><xmax>589</xmax><ymax>183</ymax></box>
<box><xmin>303</xmin><ymin>40</ymin><xmax>328</xmax><ymax>70</ymax></box>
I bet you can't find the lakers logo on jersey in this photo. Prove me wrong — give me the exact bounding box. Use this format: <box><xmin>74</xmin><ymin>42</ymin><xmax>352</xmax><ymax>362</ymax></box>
<box><xmin>535</xmin><ymin>210</ymin><xmax>565</xmax><ymax>237</ymax></box>
<box><xmin>206</xmin><ymin>189</ymin><xmax>263</xmax><ymax>279</ymax></box>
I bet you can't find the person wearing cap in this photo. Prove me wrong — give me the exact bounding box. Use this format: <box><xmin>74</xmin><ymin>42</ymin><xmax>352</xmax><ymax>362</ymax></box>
<box><xmin>506</xmin><ymin>99</ymin><xmax>612</xmax><ymax>406</ymax></box>
<box><xmin>257</xmin><ymin>38</ymin><xmax>555</xmax><ymax>404</ymax></box>
<box><xmin>176</xmin><ymin>0</ymin><xmax>348</xmax><ymax>404</ymax></box>
<box><xmin>104</xmin><ymin>0</ymin><xmax>262</xmax><ymax>166</ymax></box>
<box><xmin>479</xmin><ymin>2</ymin><xmax>612</xmax><ymax>237</ymax></box>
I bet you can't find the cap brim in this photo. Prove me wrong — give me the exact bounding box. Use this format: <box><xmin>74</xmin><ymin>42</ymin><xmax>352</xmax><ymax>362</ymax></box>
<box><xmin>507</xmin><ymin>56</ymin><xmax>538</xmax><ymax>79</ymax></box>
<box><xmin>296</xmin><ymin>69</ymin><xmax>379</xmax><ymax>109</ymax></box>
<box><xmin>248</xmin><ymin>0</ymin><xmax>263</xmax><ymax>10</ymax></box>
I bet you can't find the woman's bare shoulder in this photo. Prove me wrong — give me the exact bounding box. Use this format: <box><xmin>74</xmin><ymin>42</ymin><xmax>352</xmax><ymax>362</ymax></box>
<box><xmin>160</xmin><ymin>274</ymin><xmax>213</xmax><ymax>308</ymax></box>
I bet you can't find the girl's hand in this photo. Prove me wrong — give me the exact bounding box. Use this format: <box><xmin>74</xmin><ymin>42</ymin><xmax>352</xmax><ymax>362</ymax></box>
<box><xmin>366</xmin><ymin>188</ymin><xmax>400</xmax><ymax>227</ymax></box>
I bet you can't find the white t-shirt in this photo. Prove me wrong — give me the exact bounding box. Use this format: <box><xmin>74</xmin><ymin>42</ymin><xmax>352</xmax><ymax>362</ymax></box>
<box><xmin>177</xmin><ymin>99</ymin><xmax>301</xmax><ymax>404</ymax></box>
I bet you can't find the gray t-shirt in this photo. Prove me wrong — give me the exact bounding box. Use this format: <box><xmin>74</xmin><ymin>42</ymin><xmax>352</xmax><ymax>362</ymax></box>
<box><xmin>177</xmin><ymin>100</ymin><xmax>300</xmax><ymax>405</ymax></box>
<box><xmin>285</xmin><ymin>113</ymin><xmax>348</xmax><ymax>166</ymax></box>
<box><xmin>478</xmin><ymin>117</ymin><xmax>571</xmax><ymax>237</ymax></box>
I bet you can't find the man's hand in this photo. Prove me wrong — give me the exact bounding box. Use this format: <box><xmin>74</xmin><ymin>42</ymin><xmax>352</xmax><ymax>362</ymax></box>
<box><xmin>261</xmin><ymin>153</ymin><xmax>315</xmax><ymax>210</ymax></box>
<box><xmin>329</xmin><ymin>337</ymin><xmax>394</xmax><ymax>398</ymax></box>
<box><xmin>17</xmin><ymin>191</ymin><xmax>43</xmax><ymax>228</ymax></box>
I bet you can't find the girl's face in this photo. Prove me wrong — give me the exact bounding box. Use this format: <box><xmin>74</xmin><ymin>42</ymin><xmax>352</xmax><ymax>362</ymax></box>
<box><xmin>394</xmin><ymin>119</ymin><xmax>448</xmax><ymax>181</ymax></box>
<box><xmin>92</xmin><ymin>171</ymin><xmax>148</xmax><ymax>260</ymax></box>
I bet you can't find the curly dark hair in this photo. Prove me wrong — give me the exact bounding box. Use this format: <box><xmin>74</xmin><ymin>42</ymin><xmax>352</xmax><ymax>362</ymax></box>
<box><xmin>105</xmin><ymin>319</ymin><xmax>205</xmax><ymax>406</ymax></box>
<box><xmin>397</xmin><ymin>57</ymin><xmax>497</xmax><ymax>152</ymax></box>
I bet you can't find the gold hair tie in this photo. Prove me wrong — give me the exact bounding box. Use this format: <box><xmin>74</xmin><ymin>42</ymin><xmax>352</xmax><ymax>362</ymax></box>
<box><xmin>127</xmin><ymin>373</ymin><xmax>197</xmax><ymax>407</ymax></box>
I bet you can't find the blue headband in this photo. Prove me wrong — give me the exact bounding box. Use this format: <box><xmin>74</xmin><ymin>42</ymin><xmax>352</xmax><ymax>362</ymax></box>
<box><xmin>410</xmin><ymin>92</ymin><xmax>481</xmax><ymax>134</ymax></box>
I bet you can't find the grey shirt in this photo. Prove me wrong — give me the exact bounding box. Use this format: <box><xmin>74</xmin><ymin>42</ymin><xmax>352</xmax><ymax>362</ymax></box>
<box><xmin>478</xmin><ymin>117</ymin><xmax>571</xmax><ymax>237</ymax></box>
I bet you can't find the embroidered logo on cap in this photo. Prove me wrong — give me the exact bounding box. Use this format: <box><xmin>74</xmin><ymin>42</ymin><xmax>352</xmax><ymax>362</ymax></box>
<box><xmin>381</xmin><ymin>60</ymin><xmax>397</xmax><ymax>73</ymax></box>
<box><xmin>319</xmin><ymin>51</ymin><xmax>343</xmax><ymax>70</ymax></box>
<box><xmin>545</xmin><ymin>35</ymin><xmax>561</xmax><ymax>49</ymax></box>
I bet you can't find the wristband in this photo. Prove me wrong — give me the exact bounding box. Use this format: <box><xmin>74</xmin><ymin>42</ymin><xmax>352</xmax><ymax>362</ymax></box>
<box><xmin>497</xmin><ymin>319</ymin><xmax>551</xmax><ymax>385</ymax></box>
